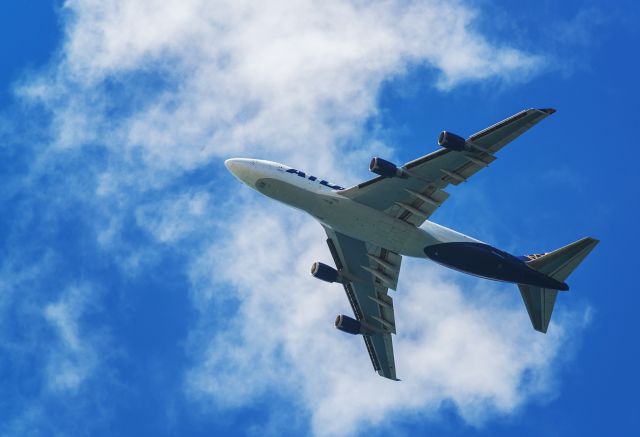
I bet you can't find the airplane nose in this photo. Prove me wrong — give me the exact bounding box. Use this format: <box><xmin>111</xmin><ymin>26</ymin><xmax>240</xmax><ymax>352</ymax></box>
<box><xmin>225</xmin><ymin>158</ymin><xmax>246</xmax><ymax>178</ymax></box>
<box><xmin>224</xmin><ymin>158</ymin><xmax>257</xmax><ymax>186</ymax></box>
<box><xmin>224</xmin><ymin>158</ymin><xmax>237</xmax><ymax>172</ymax></box>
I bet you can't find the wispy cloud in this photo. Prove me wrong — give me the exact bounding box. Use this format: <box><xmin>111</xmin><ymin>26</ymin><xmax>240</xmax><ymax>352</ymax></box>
<box><xmin>43</xmin><ymin>284</ymin><xmax>100</xmax><ymax>393</ymax></box>
<box><xmin>0</xmin><ymin>272</ymin><xmax>113</xmax><ymax>435</ymax></box>
<box><xmin>19</xmin><ymin>0</ymin><xmax>544</xmax><ymax>180</ymax></box>
<box><xmin>185</xmin><ymin>214</ymin><xmax>585</xmax><ymax>436</ymax></box>
<box><xmin>135</xmin><ymin>190</ymin><xmax>213</xmax><ymax>243</ymax></box>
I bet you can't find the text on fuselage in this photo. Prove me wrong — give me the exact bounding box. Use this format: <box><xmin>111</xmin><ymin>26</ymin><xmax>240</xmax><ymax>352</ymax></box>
<box><xmin>286</xmin><ymin>168</ymin><xmax>344</xmax><ymax>190</ymax></box>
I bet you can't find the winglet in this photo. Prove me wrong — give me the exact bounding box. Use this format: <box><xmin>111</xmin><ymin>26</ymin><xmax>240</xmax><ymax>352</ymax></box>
<box><xmin>540</xmin><ymin>108</ymin><xmax>556</xmax><ymax>114</ymax></box>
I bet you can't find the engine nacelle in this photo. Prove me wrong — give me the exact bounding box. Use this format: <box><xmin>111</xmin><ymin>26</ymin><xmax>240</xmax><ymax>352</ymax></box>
<box><xmin>335</xmin><ymin>314</ymin><xmax>363</xmax><ymax>335</ymax></box>
<box><xmin>369</xmin><ymin>157</ymin><xmax>402</xmax><ymax>178</ymax></box>
<box><xmin>438</xmin><ymin>131</ymin><xmax>470</xmax><ymax>152</ymax></box>
<box><xmin>311</xmin><ymin>262</ymin><xmax>340</xmax><ymax>283</ymax></box>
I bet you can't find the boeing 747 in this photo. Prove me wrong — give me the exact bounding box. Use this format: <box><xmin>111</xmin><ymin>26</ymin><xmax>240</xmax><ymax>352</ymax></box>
<box><xmin>225</xmin><ymin>108</ymin><xmax>598</xmax><ymax>380</ymax></box>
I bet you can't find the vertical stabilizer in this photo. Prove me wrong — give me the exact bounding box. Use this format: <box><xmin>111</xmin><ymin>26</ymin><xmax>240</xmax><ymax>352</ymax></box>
<box><xmin>519</xmin><ymin>237</ymin><xmax>599</xmax><ymax>333</ymax></box>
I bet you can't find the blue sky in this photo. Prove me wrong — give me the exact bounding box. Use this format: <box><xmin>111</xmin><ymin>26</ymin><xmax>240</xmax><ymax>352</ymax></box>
<box><xmin>1</xmin><ymin>1</ymin><xmax>638</xmax><ymax>436</ymax></box>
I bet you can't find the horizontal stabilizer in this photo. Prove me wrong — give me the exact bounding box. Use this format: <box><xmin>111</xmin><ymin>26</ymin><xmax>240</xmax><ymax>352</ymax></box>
<box><xmin>526</xmin><ymin>237</ymin><xmax>600</xmax><ymax>282</ymax></box>
<box><xmin>519</xmin><ymin>237</ymin><xmax>599</xmax><ymax>333</ymax></box>
<box><xmin>518</xmin><ymin>285</ymin><xmax>557</xmax><ymax>333</ymax></box>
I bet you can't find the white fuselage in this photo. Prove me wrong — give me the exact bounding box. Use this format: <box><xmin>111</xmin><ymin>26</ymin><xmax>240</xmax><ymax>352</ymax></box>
<box><xmin>225</xmin><ymin>159</ymin><xmax>480</xmax><ymax>258</ymax></box>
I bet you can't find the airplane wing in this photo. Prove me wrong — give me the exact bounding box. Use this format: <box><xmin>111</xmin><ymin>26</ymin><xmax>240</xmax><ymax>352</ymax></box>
<box><xmin>338</xmin><ymin>108</ymin><xmax>556</xmax><ymax>225</ymax></box>
<box><xmin>323</xmin><ymin>225</ymin><xmax>401</xmax><ymax>380</ymax></box>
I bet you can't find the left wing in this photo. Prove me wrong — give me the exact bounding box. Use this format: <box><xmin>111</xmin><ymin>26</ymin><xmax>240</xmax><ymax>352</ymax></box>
<box><xmin>323</xmin><ymin>225</ymin><xmax>401</xmax><ymax>380</ymax></box>
<box><xmin>338</xmin><ymin>108</ymin><xmax>555</xmax><ymax>226</ymax></box>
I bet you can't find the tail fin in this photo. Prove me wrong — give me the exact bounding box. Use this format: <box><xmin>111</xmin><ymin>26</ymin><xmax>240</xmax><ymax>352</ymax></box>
<box><xmin>519</xmin><ymin>237</ymin><xmax>599</xmax><ymax>333</ymax></box>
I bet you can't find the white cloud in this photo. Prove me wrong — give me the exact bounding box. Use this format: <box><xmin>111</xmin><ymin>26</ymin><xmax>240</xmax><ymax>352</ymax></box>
<box><xmin>135</xmin><ymin>190</ymin><xmax>212</xmax><ymax>243</ymax></box>
<box><xmin>186</xmin><ymin>213</ymin><xmax>580</xmax><ymax>436</ymax></box>
<box><xmin>13</xmin><ymin>0</ymin><xmax>575</xmax><ymax>435</ymax></box>
<box><xmin>44</xmin><ymin>284</ymin><xmax>99</xmax><ymax>393</ymax></box>
<box><xmin>21</xmin><ymin>0</ymin><xmax>542</xmax><ymax>182</ymax></box>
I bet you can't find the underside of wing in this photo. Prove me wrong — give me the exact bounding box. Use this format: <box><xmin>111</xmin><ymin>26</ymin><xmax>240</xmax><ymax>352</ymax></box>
<box><xmin>323</xmin><ymin>226</ymin><xmax>402</xmax><ymax>380</ymax></box>
<box><xmin>338</xmin><ymin>108</ymin><xmax>556</xmax><ymax>226</ymax></box>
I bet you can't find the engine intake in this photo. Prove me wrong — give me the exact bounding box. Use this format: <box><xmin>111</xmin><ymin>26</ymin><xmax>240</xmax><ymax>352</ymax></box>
<box><xmin>335</xmin><ymin>314</ymin><xmax>363</xmax><ymax>335</ymax></box>
<box><xmin>369</xmin><ymin>157</ymin><xmax>402</xmax><ymax>178</ymax></box>
<box><xmin>438</xmin><ymin>131</ymin><xmax>470</xmax><ymax>152</ymax></box>
<box><xmin>311</xmin><ymin>262</ymin><xmax>340</xmax><ymax>283</ymax></box>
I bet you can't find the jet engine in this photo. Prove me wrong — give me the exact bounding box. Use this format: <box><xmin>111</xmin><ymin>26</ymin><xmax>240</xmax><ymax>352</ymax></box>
<box><xmin>335</xmin><ymin>314</ymin><xmax>364</xmax><ymax>335</ymax></box>
<box><xmin>311</xmin><ymin>262</ymin><xmax>340</xmax><ymax>283</ymax></box>
<box><xmin>438</xmin><ymin>131</ymin><xmax>471</xmax><ymax>152</ymax></box>
<box><xmin>369</xmin><ymin>157</ymin><xmax>403</xmax><ymax>178</ymax></box>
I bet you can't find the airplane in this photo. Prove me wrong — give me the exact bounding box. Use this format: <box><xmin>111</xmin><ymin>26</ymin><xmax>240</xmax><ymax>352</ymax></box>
<box><xmin>225</xmin><ymin>108</ymin><xmax>598</xmax><ymax>381</ymax></box>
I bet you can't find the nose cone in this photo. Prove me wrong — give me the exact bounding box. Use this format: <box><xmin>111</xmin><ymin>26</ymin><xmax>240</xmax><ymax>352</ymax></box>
<box><xmin>224</xmin><ymin>158</ymin><xmax>238</xmax><ymax>173</ymax></box>
<box><xmin>224</xmin><ymin>158</ymin><xmax>258</xmax><ymax>186</ymax></box>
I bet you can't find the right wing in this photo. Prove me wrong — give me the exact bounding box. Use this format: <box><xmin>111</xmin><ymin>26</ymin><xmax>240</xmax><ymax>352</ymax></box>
<box><xmin>338</xmin><ymin>108</ymin><xmax>556</xmax><ymax>226</ymax></box>
<box><xmin>323</xmin><ymin>225</ymin><xmax>402</xmax><ymax>380</ymax></box>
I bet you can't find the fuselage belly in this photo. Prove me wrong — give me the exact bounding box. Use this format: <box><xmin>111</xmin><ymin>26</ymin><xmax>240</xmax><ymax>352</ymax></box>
<box><xmin>255</xmin><ymin>176</ymin><xmax>441</xmax><ymax>258</ymax></box>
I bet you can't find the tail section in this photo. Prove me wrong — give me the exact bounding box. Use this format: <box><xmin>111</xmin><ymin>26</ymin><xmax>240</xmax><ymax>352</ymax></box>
<box><xmin>519</xmin><ymin>237</ymin><xmax>599</xmax><ymax>333</ymax></box>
